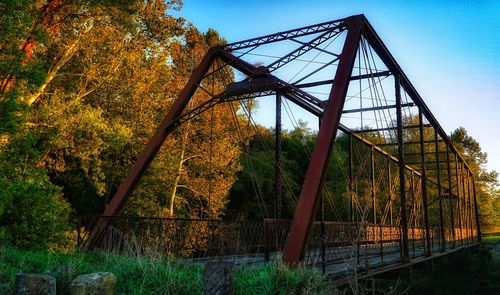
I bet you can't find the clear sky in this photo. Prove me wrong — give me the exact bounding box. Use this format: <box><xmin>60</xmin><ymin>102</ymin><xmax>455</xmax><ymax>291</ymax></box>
<box><xmin>173</xmin><ymin>0</ymin><xmax>500</xmax><ymax>173</ymax></box>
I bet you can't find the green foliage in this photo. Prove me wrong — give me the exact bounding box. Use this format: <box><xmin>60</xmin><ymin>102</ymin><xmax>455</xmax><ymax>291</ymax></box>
<box><xmin>227</xmin><ymin>123</ymin><xmax>352</xmax><ymax>221</ymax></box>
<box><xmin>450</xmin><ymin>127</ymin><xmax>487</xmax><ymax>167</ymax></box>
<box><xmin>450</xmin><ymin>127</ymin><xmax>500</xmax><ymax>231</ymax></box>
<box><xmin>0</xmin><ymin>121</ymin><xmax>71</xmax><ymax>249</ymax></box>
<box><xmin>0</xmin><ymin>91</ymin><xmax>26</xmax><ymax>134</ymax></box>
<box><xmin>0</xmin><ymin>168</ymin><xmax>70</xmax><ymax>250</ymax></box>
<box><xmin>0</xmin><ymin>85</ymin><xmax>71</xmax><ymax>251</ymax></box>
<box><xmin>228</xmin><ymin>125</ymin><xmax>313</xmax><ymax>220</ymax></box>
<box><xmin>0</xmin><ymin>0</ymin><xmax>239</xmax><ymax>248</ymax></box>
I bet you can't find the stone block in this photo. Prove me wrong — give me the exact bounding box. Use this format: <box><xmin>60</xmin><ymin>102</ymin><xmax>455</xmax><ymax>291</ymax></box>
<box><xmin>69</xmin><ymin>272</ymin><xmax>116</xmax><ymax>295</ymax></box>
<box><xmin>204</xmin><ymin>261</ymin><xmax>234</xmax><ymax>295</ymax></box>
<box><xmin>14</xmin><ymin>273</ymin><xmax>56</xmax><ymax>295</ymax></box>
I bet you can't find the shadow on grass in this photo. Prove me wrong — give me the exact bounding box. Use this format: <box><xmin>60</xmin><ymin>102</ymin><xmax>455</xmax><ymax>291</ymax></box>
<box><xmin>409</xmin><ymin>243</ymin><xmax>500</xmax><ymax>295</ymax></box>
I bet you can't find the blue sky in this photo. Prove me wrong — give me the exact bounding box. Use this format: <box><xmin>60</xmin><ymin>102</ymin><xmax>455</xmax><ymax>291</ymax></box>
<box><xmin>173</xmin><ymin>0</ymin><xmax>500</xmax><ymax>173</ymax></box>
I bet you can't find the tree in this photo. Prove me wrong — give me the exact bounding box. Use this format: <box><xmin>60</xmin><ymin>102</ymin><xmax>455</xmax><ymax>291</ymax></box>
<box><xmin>0</xmin><ymin>0</ymin><xmax>76</xmax><ymax>250</ymax></box>
<box><xmin>450</xmin><ymin>127</ymin><xmax>500</xmax><ymax>231</ymax></box>
<box><xmin>451</xmin><ymin>127</ymin><xmax>500</xmax><ymax>230</ymax></box>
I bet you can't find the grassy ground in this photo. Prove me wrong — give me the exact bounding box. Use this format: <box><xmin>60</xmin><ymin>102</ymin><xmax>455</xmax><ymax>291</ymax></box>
<box><xmin>5</xmin><ymin>238</ymin><xmax>498</xmax><ymax>295</ymax></box>
<box><xmin>0</xmin><ymin>247</ymin><xmax>338</xmax><ymax>295</ymax></box>
<box><xmin>482</xmin><ymin>233</ymin><xmax>500</xmax><ymax>243</ymax></box>
<box><xmin>407</xmin><ymin>235</ymin><xmax>500</xmax><ymax>295</ymax></box>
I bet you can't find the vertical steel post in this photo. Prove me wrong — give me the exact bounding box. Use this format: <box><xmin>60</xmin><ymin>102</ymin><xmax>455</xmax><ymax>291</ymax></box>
<box><xmin>264</xmin><ymin>220</ymin><xmax>270</xmax><ymax>262</ymax></box>
<box><xmin>318</xmin><ymin>116</ymin><xmax>326</xmax><ymax>274</ymax></box>
<box><xmin>446</xmin><ymin>145</ymin><xmax>456</xmax><ymax>247</ymax></box>
<box><xmin>371</xmin><ymin>147</ymin><xmax>376</xmax><ymax>224</ymax></box>
<box><xmin>466</xmin><ymin>166</ymin><xmax>472</xmax><ymax>243</ymax></box>
<box><xmin>466</xmin><ymin>169</ymin><xmax>473</xmax><ymax>242</ymax></box>
<box><xmin>396</xmin><ymin>74</ymin><xmax>410</xmax><ymax>262</ymax></box>
<box><xmin>388</xmin><ymin>154</ymin><xmax>393</xmax><ymax>226</ymax></box>
<box><xmin>275</xmin><ymin>93</ymin><xmax>282</xmax><ymax>218</ymax></box>
<box><xmin>349</xmin><ymin>134</ymin><xmax>354</xmax><ymax>222</ymax></box>
<box><xmin>283</xmin><ymin>15</ymin><xmax>363</xmax><ymax>265</ymax></box>
<box><xmin>434</xmin><ymin>131</ymin><xmax>446</xmax><ymax>252</ymax></box>
<box><xmin>455</xmin><ymin>153</ymin><xmax>463</xmax><ymax>244</ymax></box>
<box><xmin>411</xmin><ymin>171</ymin><xmax>415</xmax><ymax>257</ymax></box>
<box><xmin>460</xmin><ymin>161</ymin><xmax>469</xmax><ymax>243</ymax></box>
<box><xmin>472</xmin><ymin>175</ymin><xmax>482</xmax><ymax>242</ymax></box>
<box><xmin>418</xmin><ymin>107</ymin><xmax>431</xmax><ymax>256</ymax></box>
<box><xmin>467</xmin><ymin>170</ymin><xmax>473</xmax><ymax>243</ymax></box>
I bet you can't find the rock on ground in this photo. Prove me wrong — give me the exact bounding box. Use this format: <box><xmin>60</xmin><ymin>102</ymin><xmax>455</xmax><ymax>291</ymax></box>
<box><xmin>14</xmin><ymin>273</ymin><xmax>56</xmax><ymax>295</ymax></box>
<box><xmin>69</xmin><ymin>272</ymin><xmax>116</xmax><ymax>295</ymax></box>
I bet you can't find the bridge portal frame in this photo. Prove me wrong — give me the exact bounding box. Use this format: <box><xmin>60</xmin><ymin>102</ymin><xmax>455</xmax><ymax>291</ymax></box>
<box><xmin>90</xmin><ymin>14</ymin><xmax>481</xmax><ymax>266</ymax></box>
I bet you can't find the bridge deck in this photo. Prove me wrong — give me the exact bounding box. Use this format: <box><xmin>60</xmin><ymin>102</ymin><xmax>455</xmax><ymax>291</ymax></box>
<box><xmin>191</xmin><ymin>240</ymin><xmax>480</xmax><ymax>279</ymax></box>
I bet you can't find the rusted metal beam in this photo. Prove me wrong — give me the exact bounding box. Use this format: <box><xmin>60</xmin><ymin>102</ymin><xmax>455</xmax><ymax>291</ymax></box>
<box><xmin>446</xmin><ymin>144</ymin><xmax>456</xmax><ymax>246</ymax></box>
<box><xmin>405</xmin><ymin>160</ymin><xmax>458</xmax><ymax>165</ymax></box>
<box><xmin>294</xmin><ymin>70</ymin><xmax>391</xmax><ymax>88</ymax></box>
<box><xmin>405</xmin><ymin>151</ymin><xmax>446</xmax><ymax>156</ymax></box>
<box><xmin>472</xmin><ymin>175</ymin><xmax>482</xmax><ymax>242</ymax></box>
<box><xmin>377</xmin><ymin>140</ymin><xmax>445</xmax><ymax>146</ymax></box>
<box><xmin>349</xmin><ymin>133</ymin><xmax>354</xmax><ymax>222</ymax></box>
<box><xmin>460</xmin><ymin>162</ymin><xmax>471</xmax><ymax>243</ymax></box>
<box><xmin>396</xmin><ymin>74</ymin><xmax>410</xmax><ymax>262</ymax></box>
<box><xmin>275</xmin><ymin>93</ymin><xmax>282</xmax><ymax>218</ymax></box>
<box><xmin>350</xmin><ymin>70</ymin><xmax>392</xmax><ymax>81</ymax></box>
<box><xmin>218</xmin><ymin>50</ymin><xmax>325</xmax><ymax>115</ymax></box>
<box><xmin>388</xmin><ymin>154</ymin><xmax>393</xmax><ymax>225</ymax></box>
<box><xmin>455</xmin><ymin>154</ymin><xmax>463</xmax><ymax>243</ymax></box>
<box><xmin>434</xmin><ymin>130</ymin><xmax>446</xmax><ymax>252</ymax></box>
<box><xmin>466</xmin><ymin>169</ymin><xmax>474</xmax><ymax>242</ymax></box>
<box><xmin>419</xmin><ymin>107</ymin><xmax>431</xmax><ymax>256</ymax></box>
<box><xmin>283</xmin><ymin>15</ymin><xmax>363</xmax><ymax>265</ymax></box>
<box><xmin>342</xmin><ymin>102</ymin><xmax>414</xmax><ymax>114</ymax></box>
<box><xmin>371</xmin><ymin>146</ymin><xmax>376</xmax><ymax>224</ymax></box>
<box><xmin>353</xmin><ymin>124</ymin><xmax>432</xmax><ymax>133</ymax></box>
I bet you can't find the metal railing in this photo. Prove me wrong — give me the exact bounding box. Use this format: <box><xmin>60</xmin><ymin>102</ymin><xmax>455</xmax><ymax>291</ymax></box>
<box><xmin>78</xmin><ymin>215</ymin><xmax>479</xmax><ymax>268</ymax></box>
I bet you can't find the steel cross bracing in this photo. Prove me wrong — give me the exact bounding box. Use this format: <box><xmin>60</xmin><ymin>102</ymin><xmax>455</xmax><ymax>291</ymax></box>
<box><xmin>224</xmin><ymin>18</ymin><xmax>346</xmax><ymax>50</ymax></box>
<box><xmin>90</xmin><ymin>14</ymin><xmax>481</xmax><ymax>268</ymax></box>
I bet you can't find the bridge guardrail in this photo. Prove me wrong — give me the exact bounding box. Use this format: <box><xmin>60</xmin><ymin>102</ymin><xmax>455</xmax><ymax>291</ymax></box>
<box><xmin>77</xmin><ymin>214</ymin><xmax>479</xmax><ymax>268</ymax></box>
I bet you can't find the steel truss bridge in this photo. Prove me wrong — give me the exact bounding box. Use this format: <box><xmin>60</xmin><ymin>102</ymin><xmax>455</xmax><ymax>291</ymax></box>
<box><xmin>82</xmin><ymin>14</ymin><xmax>481</xmax><ymax>278</ymax></box>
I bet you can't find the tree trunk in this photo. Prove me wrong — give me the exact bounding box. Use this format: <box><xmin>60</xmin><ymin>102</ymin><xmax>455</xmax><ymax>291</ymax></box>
<box><xmin>167</xmin><ymin>124</ymin><xmax>190</xmax><ymax>217</ymax></box>
<box><xmin>26</xmin><ymin>39</ymin><xmax>79</xmax><ymax>106</ymax></box>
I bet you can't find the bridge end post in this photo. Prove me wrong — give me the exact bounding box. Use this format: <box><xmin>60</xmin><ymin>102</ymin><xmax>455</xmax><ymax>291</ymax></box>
<box><xmin>282</xmin><ymin>15</ymin><xmax>364</xmax><ymax>266</ymax></box>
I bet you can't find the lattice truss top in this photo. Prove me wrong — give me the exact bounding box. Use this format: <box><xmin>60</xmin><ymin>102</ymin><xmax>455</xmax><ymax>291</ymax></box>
<box><xmin>165</xmin><ymin>15</ymin><xmax>460</xmax><ymax>154</ymax></box>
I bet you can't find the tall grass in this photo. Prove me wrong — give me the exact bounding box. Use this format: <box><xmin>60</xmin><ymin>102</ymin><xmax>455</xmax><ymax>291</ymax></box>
<box><xmin>0</xmin><ymin>247</ymin><xmax>202</xmax><ymax>295</ymax></box>
<box><xmin>235</xmin><ymin>263</ymin><xmax>338</xmax><ymax>295</ymax></box>
<box><xmin>0</xmin><ymin>247</ymin><xmax>338</xmax><ymax>295</ymax></box>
